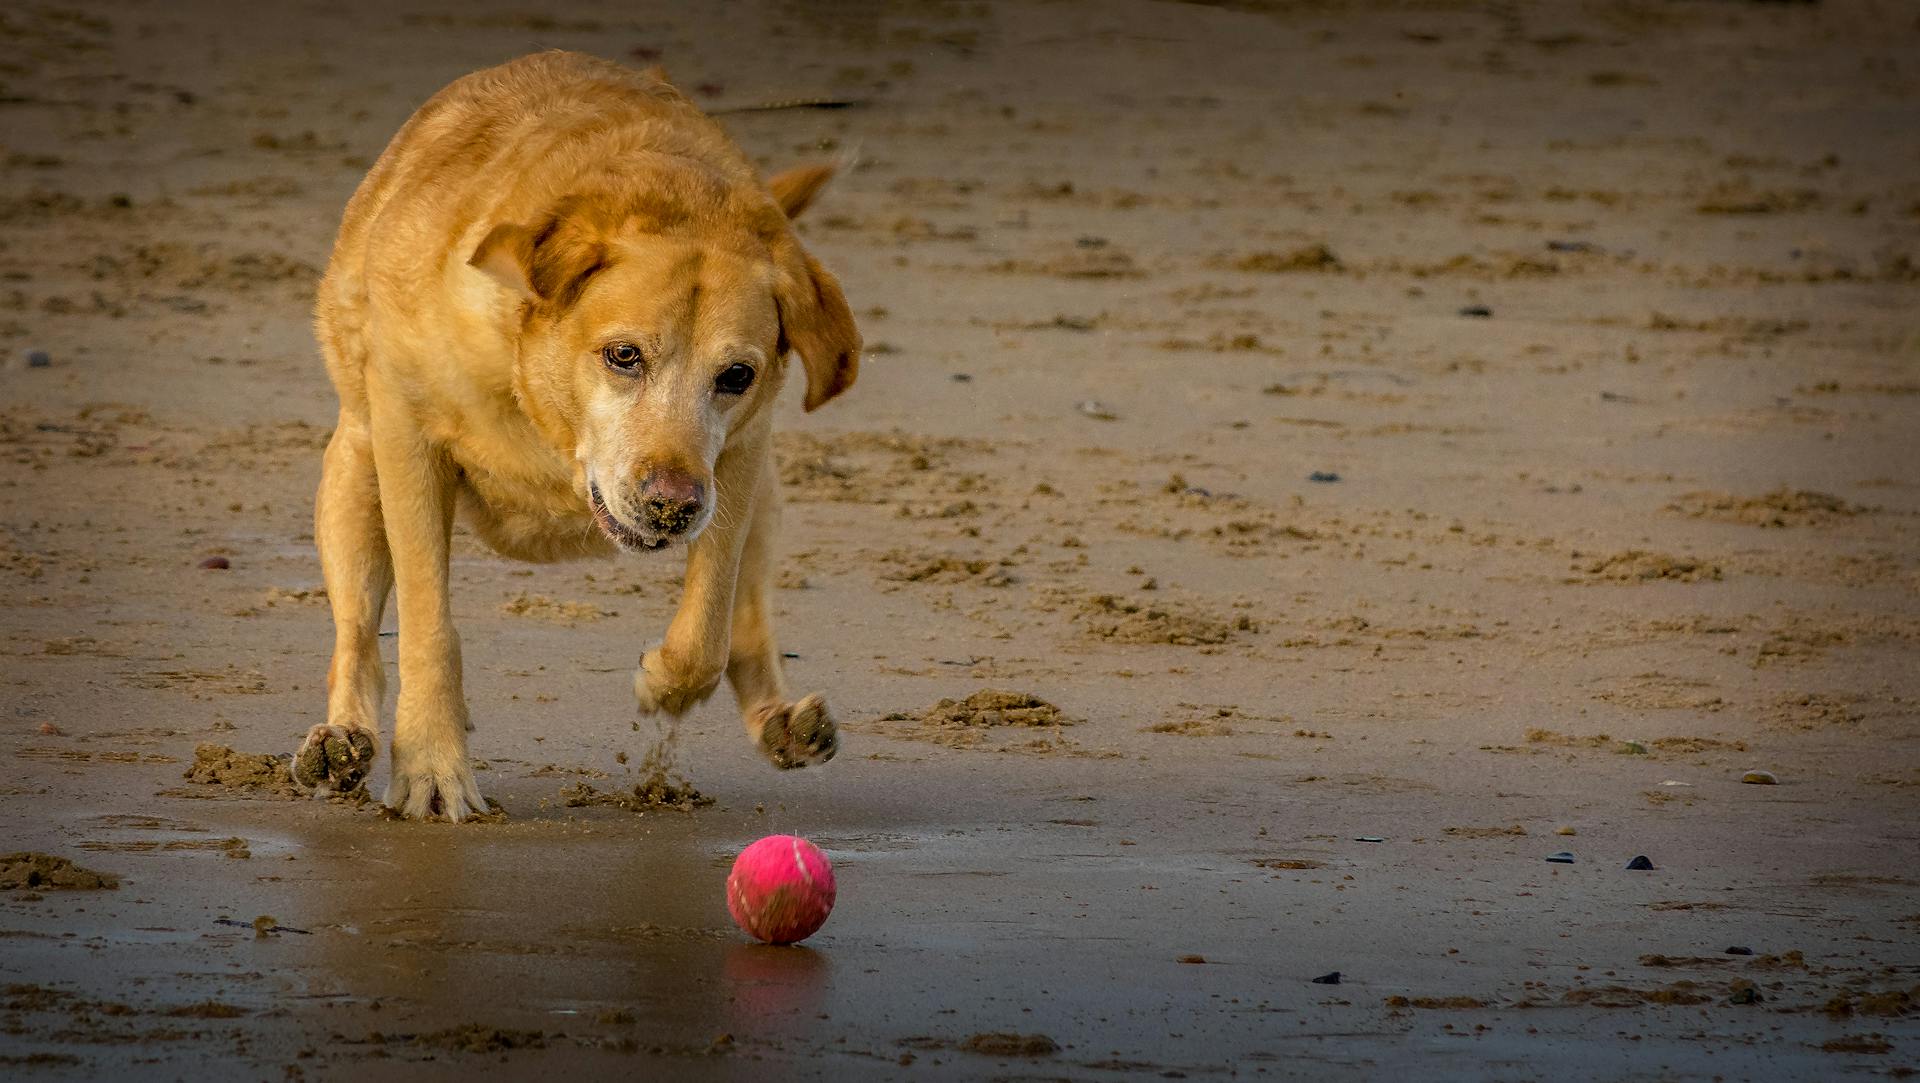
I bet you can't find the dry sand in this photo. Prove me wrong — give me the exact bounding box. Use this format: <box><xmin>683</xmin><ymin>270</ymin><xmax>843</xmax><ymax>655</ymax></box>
<box><xmin>1</xmin><ymin>0</ymin><xmax>1917</xmax><ymax>1078</ymax></box>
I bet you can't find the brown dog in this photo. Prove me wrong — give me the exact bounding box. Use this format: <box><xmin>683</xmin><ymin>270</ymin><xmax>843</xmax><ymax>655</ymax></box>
<box><xmin>293</xmin><ymin>51</ymin><xmax>860</xmax><ymax>820</ymax></box>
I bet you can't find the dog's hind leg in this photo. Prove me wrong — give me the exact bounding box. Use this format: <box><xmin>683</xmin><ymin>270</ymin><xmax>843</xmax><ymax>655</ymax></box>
<box><xmin>293</xmin><ymin>414</ymin><xmax>391</xmax><ymax>794</ymax></box>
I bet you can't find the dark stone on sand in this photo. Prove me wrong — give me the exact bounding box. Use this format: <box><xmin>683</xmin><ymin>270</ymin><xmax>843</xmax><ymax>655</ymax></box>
<box><xmin>1311</xmin><ymin>971</ymin><xmax>1342</xmax><ymax>985</ymax></box>
<box><xmin>25</xmin><ymin>349</ymin><xmax>52</xmax><ymax>368</ymax></box>
<box><xmin>1625</xmin><ymin>855</ymin><xmax>1654</xmax><ymax>870</ymax></box>
<box><xmin>198</xmin><ymin>556</ymin><xmax>231</xmax><ymax>569</ymax></box>
<box><xmin>1546</xmin><ymin>851</ymin><xmax>1576</xmax><ymax>863</ymax></box>
<box><xmin>1308</xmin><ymin>471</ymin><xmax>1340</xmax><ymax>483</ymax></box>
<box><xmin>1458</xmin><ymin>305</ymin><xmax>1492</xmax><ymax>318</ymax></box>
<box><xmin>1725</xmin><ymin>946</ymin><xmax>1755</xmax><ymax>956</ymax></box>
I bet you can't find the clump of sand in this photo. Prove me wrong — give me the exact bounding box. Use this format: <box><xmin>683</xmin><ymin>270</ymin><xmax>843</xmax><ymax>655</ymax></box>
<box><xmin>1</xmin><ymin>852</ymin><xmax>119</xmax><ymax>890</ymax></box>
<box><xmin>876</xmin><ymin>690</ymin><xmax>1079</xmax><ymax>752</ymax></box>
<box><xmin>181</xmin><ymin>743</ymin><xmax>304</xmax><ymax>798</ymax></box>
<box><xmin>175</xmin><ymin>742</ymin><xmax>372</xmax><ymax>805</ymax></box>
<box><xmin>563</xmin><ymin>723</ymin><xmax>712</xmax><ymax>812</ymax></box>
<box><xmin>1443</xmin><ymin>825</ymin><xmax>1528</xmax><ymax>838</ymax></box>
<box><xmin>1823</xmin><ymin>986</ymin><xmax>1918</xmax><ymax>1018</ymax></box>
<box><xmin>500</xmin><ymin>594</ymin><xmax>611</xmax><ymax>623</ymax></box>
<box><xmin>1144</xmin><ymin>718</ymin><xmax>1235</xmax><ymax>737</ymax></box>
<box><xmin>889</xmin><ymin>690</ymin><xmax>1069</xmax><ymax>730</ymax></box>
<box><xmin>959</xmin><ymin>1032</ymin><xmax>1059</xmax><ymax>1056</ymax></box>
<box><xmin>1665</xmin><ymin>488</ymin><xmax>1868</xmax><ymax>528</ymax></box>
<box><xmin>411</xmin><ymin>1025</ymin><xmax>547</xmax><ymax>1053</ymax></box>
<box><xmin>1578</xmin><ymin>550</ymin><xmax>1722</xmax><ymax>582</ymax></box>
<box><xmin>561</xmin><ymin>776</ymin><xmax>713</xmax><ymax>813</ymax></box>
<box><xmin>1562</xmin><ymin>983</ymin><xmax>1716</xmax><ymax>1007</ymax></box>
<box><xmin>1077</xmin><ymin>594</ymin><xmax>1255</xmax><ymax>646</ymax></box>
<box><xmin>880</xmin><ymin>549</ymin><xmax>1015</xmax><ymax>586</ymax></box>
<box><xmin>1385</xmin><ymin>995</ymin><xmax>1492</xmax><ymax>1010</ymax></box>
<box><xmin>1221</xmin><ymin>244</ymin><xmax>1340</xmax><ymax>273</ymax></box>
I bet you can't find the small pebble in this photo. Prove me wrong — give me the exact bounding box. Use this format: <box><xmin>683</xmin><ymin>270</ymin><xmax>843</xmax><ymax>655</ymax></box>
<box><xmin>1546</xmin><ymin>851</ymin><xmax>1576</xmax><ymax>864</ymax></box>
<box><xmin>1354</xmin><ymin>836</ymin><xmax>1385</xmax><ymax>843</ymax></box>
<box><xmin>1177</xmin><ymin>954</ymin><xmax>1207</xmax><ymax>965</ymax></box>
<box><xmin>1310</xmin><ymin>971</ymin><xmax>1341</xmax><ymax>985</ymax></box>
<box><xmin>1546</xmin><ymin>240</ymin><xmax>1596</xmax><ymax>253</ymax></box>
<box><xmin>1725</xmin><ymin>946</ymin><xmax>1754</xmax><ymax>956</ymax></box>
<box><xmin>1618</xmin><ymin>740</ymin><xmax>1648</xmax><ymax>755</ymax></box>
<box><xmin>1727</xmin><ymin>984</ymin><xmax>1764</xmax><ymax>1005</ymax></box>
<box><xmin>25</xmin><ymin>349</ymin><xmax>52</xmax><ymax>368</ymax></box>
<box><xmin>1740</xmin><ymin>770</ymin><xmax>1778</xmax><ymax>785</ymax></box>
<box><xmin>1555</xmin><ymin>826</ymin><xmax>1576</xmax><ymax>836</ymax></box>
<box><xmin>1307</xmin><ymin>471</ymin><xmax>1341</xmax><ymax>483</ymax></box>
<box><xmin>1624</xmin><ymin>855</ymin><xmax>1654</xmax><ymax>871</ymax></box>
<box><xmin>38</xmin><ymin>722</ymin><xmax>63</xmax><ymax>736</ymax></box>
<box><xmin>1457</xmin><ymin>305</ymin><xmax>1492</xmax><ymax>318</ymax></box>
<box><xmin>1076</xmin><ymin>400</ymin><xmax>1118</xmax><ymax>421</ymax></box>
<box><xmin>198</xmin><ymin>556</ymin><xmax>231</xmax><ymax>570</ymax></box>
<box><xmin>950</xmin><ymin>372</ymin><xmax>972</xmax><ymax>382</ymax></box>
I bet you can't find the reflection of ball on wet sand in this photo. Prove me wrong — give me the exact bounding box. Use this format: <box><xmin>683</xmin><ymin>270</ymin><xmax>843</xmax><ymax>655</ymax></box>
<box><xmin>727</xmin><ymin>835</ymin><xmax>836</xmax><ymax>945</ymax></box>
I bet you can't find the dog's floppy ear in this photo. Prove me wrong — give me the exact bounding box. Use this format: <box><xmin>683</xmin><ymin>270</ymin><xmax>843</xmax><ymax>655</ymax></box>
<box><xmin>766</xmin><ymin>163</ymin><xmax>837</xmax><ymax>220</ymax></box>
<box><xmin>774</xmin><ymin>245</ymin><xmax>860</xmax><ymax>412</ymax></box>
<box><xmin>468</xmin><ymin>205</ymin><xmax>609</xmax><ymax>308</ymax></box>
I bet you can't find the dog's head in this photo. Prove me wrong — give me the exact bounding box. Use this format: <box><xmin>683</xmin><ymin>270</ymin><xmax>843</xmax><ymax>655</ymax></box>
<box><xmin>468</xmin><ymin>165</ymin><xmax>859</xmax><ymax>552</ymax></box>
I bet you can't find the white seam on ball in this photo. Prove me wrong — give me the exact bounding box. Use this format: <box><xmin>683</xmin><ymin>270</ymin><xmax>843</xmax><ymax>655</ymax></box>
<box><xmin>792</xmin><ymin>838</ymin><xmax>814</xmax><ymax>888</ymax></box>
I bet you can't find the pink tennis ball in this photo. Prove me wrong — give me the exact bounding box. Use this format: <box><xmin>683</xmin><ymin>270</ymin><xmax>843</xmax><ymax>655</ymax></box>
<box><xmin>727</xmin><ymin>835</ymin><xmax>836</xmax><ymax>945</ymax></box>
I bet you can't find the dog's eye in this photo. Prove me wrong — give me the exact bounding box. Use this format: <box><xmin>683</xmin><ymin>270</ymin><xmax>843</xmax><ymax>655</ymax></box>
<box><xmin>715</xmin><ymin>362</ymin><xmax>756</xmax><ymax>395</ymax></box>
<box><xmin>602</xmin><ymin>342</ymin><xmax>644</xmax><ymax>373</ymax></box>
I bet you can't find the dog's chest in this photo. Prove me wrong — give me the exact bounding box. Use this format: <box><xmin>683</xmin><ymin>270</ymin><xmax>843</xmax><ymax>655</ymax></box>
<box><xmin>448</xmin><ymin>437</ymin><xmax>610</xmax><ymax>563</ymax></box>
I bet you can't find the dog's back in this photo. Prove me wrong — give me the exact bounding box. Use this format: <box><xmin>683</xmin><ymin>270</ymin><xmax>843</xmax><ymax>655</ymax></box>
<box><xmin>315</xmin><ymin>51</ymin><xmax>768</xmax><ymax>403</ymax></box>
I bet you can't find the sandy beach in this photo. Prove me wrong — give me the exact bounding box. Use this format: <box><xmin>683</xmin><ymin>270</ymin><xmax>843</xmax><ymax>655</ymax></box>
<box><xmin>1</xmin><ymin>0</ymin><xmax>1917</xmax><ymax>1078</ymax></box>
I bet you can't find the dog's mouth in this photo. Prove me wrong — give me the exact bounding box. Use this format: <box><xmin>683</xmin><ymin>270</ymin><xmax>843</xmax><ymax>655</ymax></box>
<box><xmin>588</xmin><ymin>480</ymin><xmax>670</xmax><ymax>552</ymax></box>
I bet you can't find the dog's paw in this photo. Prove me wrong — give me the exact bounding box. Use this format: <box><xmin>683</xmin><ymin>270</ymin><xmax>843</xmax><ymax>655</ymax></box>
<box><xmin>632</xmin><ymin>645</ymin><xmax>723</xmax><ymax>717</ymax></box>
<box><xmin>752</xmin><ymin>694</ymin><xmax>839</xmax><ymax>770</ymax></box>
<box><xmin>291</xmin><ymin>723</ymin><xmax>377</xmax><ymax>793</ymax></box>
<box><xmin>384</xmin><ymin>749</ymin><xmax>488</xmax><ymax>823</ymax></box>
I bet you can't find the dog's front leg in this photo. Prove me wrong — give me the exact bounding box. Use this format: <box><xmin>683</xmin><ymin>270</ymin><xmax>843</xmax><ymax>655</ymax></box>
<box><xmin>369</xmin><ymin>384</ymin><xmax>488</xmax><ymax>821</ymax></box>
<box><xmin>725</xmin><ymin>462</ymin><xmax>838</xmax><ymax>769</ymax></box>
<box><xmin>633</xmin><ymin>432</ymin><xmax>763</xmax><ymax>719</ymax></box>
<box><xmin>292</xmin><ymin>416</ymin><xmax>390</xmax><ymax>794</ymax></box>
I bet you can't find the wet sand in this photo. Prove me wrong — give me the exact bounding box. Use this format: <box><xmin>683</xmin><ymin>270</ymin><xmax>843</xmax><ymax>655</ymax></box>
<box><xmin>2</xmin><ymin>0</ymin><xmax>1917</xmax><ymax>1078</ymax></box>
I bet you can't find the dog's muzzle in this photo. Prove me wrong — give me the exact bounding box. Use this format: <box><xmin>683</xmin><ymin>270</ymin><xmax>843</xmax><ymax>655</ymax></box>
<box><xmin>637</xmin><ymin>471</ymin><xmax>706</xmax><ymax>537</ymax></box>
<box><xmin>588</xmin><ymin>480</ymin><xmax>669</xmax><ymax>552</ymax></box>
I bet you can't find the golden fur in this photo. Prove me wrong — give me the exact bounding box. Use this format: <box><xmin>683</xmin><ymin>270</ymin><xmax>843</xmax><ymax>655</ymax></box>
<box><xmin>301</xmin><ymin>51</ymin><xmax>859</xmax><ymax>820</ymax></box>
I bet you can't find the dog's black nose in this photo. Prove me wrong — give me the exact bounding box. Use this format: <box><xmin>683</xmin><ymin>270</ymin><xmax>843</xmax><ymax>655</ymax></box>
<box><xmin>639</xmin><ymin>473</ymin><xmax>705</xmax><ymax>535</ymax></box>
